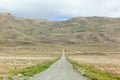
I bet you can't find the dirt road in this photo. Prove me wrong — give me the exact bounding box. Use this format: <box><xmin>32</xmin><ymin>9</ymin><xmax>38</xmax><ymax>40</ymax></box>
<box><xmin>29</xmin><ymin>50</ymin><xmax>87</xmax><ymax>80</ymax></box>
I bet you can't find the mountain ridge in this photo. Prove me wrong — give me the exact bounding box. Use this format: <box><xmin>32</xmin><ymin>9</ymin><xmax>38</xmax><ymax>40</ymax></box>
<box><xmin>0</xmin><ymin>13</ymin><xmax>120</xmax><ymax>45</ymax></box>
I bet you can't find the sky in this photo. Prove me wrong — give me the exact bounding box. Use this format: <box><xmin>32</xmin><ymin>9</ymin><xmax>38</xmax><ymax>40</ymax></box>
<box><xmin>0</xmin><ymin>0</ymin><xmax>120</xmax><ymax>21</ymax></box>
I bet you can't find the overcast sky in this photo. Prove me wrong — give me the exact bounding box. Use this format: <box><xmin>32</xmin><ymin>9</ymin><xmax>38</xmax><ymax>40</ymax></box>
<box><xmin>0</xmin><ymin>0</ymin><xmax>120</xmax><ymax>20</ymax></box>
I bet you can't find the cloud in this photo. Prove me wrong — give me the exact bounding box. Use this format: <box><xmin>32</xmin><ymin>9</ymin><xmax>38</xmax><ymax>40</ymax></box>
<box><xmin>0</xmin><ymin>0</ymin><xmax>120</xmax><ymax>20</ymax></box>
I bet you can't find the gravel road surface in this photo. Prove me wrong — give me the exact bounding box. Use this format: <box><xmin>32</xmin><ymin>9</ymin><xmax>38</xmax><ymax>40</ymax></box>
<box><xmin>29</xmin><ymin>51</ymin><xmax>87</xmax><ymax>80</ymax></box>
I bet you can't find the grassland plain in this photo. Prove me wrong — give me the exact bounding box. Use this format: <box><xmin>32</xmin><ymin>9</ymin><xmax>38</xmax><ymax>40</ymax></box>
<box><xmin>0</xmin><ymin>55</ymin><xmax>59</xmax><ymax>80</ymax></box>
<box><xmin>68</xmin><ymin>53</ymin><xmax>120</xmax><ymax>80</ymax></box>
<box><xmin>0</xmin><ymin>44</ymin><xmax>60</xmax><ymax>80</ymax></box>
<box><xmin>8</xmin><ymin>58</ymin><xmax>59</xmax><ymax>80</ymax></box>
<box><xmin>0</xmin><ymin>42</ymin><xmax>120</xmax><ymax>79</ymax></box>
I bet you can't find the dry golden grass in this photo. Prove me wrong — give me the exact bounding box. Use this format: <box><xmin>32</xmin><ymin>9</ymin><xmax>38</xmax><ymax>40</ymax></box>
<box><xmin>0</xmin><ymin>42</ymin><xmax>120</xmax><ymax>79</ymax></box>
<box><xmin>68</xmin><ymin>53</ymin><xmax>120</xmax><ymax>77</ymax></box>
<box><xmin>0</xmin><ymin>56</ymin><xmax>58</xmax><ymax>78</ymax></box>
<box><xmin>0</xmin><ymin>45</ymin><xmax>60</xmax><ymax>79</ymax></box>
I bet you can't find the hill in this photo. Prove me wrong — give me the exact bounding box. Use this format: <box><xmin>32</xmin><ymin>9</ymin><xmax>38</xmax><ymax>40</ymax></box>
<box><xmin>0</xmin><ymin>13</ymin><xmax>120</xmax><ymax>46</ymax></box>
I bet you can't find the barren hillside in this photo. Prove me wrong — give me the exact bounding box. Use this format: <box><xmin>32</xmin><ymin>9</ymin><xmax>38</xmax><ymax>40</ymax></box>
<box><xmin>0</xmin><ymin>13</ymin><xmax>120</xmax><ymax>45</ymax></box>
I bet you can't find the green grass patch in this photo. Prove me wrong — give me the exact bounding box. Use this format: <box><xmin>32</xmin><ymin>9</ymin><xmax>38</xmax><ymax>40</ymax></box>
<box><xmin>0</xmin><ymin>76</ymin><xmax>3</xmax><ymax>80</ymax></box>
<box><xmin>10</xmin><ymin>58</ymin><xmax>58</xmax><ymax>77</ymax></box>
<box><xmin>69</xmin><ymin>59</ymin><xmax>120</xmax><ymax>80</ymax></box>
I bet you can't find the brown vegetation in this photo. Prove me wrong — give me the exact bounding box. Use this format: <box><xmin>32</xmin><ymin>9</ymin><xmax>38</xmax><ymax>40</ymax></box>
<box><xmin>68</xmin><ymin>53</ymin><xmax>120</xmax><ymax>77</ymax></box>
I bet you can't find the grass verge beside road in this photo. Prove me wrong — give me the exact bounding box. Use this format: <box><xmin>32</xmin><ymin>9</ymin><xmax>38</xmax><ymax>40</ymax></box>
<box><xmin>9</xmin><ymin>58</ymin><xmax>59</xmax><ymax>79</ymax></box>
<box><xmin>69</xmin><ymin>59</ymin><xmax>120</xmax><ymax>80</ymax></box>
